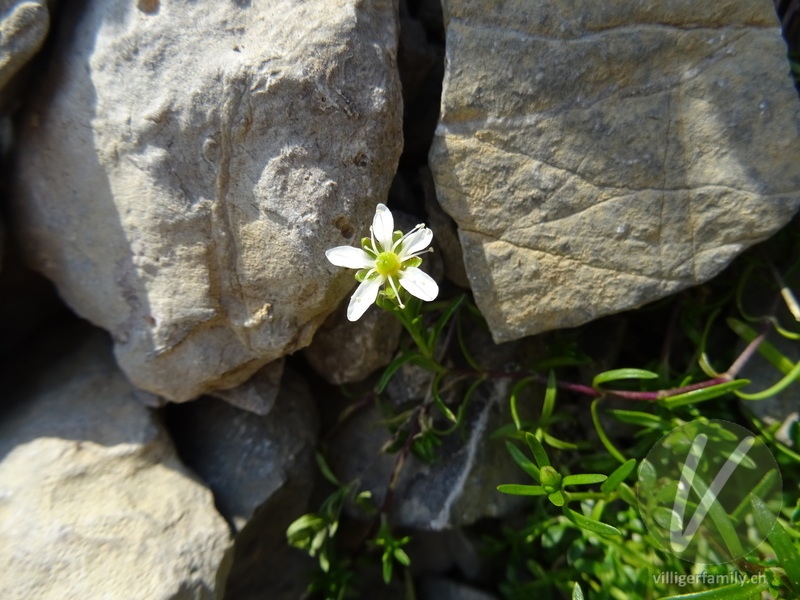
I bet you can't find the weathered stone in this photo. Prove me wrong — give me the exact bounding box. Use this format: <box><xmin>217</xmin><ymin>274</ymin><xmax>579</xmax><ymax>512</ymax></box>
<box><xmin>430</xmin><ymin>0</ymin><xmax>800</xmax><ymax>342</ymax></box>
<box><xmin>208</xmin><ymin>358</ymin><xmax>285</xmax><ymax>416</ymax></box>
<box><xmin>12</xmin><ymin>0</ymin><xmax>403</xmax><ymax>401</ymax></box>
<box><xmin>0</xmin><ymin>0</ymin><xmax>49</xmax><ymax>111</ymax></box>
<box><xmin>422</xmin><ymin>166</ymin><xmax>469</xmax><ymax>288</ymax></box>
<box><xmin>0</xmin><ymin>333</ymin><xmax>232</xmax><ymax>600</ymax></box>
<box><xmin>167</xmin><ymin>369</ymin><xmax>318</xmax><ymax>533</ymax></box>
<box><xmin>418</xmin><ymin>576</ymin><xmax>500</xmax><ymax>600</ymax></box>
<box><xmin>329</xmin><ymin>375</ymin><xmax>527</xmax><ymax>530</ymax></box>
<box><xmin>304</xmin><ymin>296</ymin><xmax>403</xmax><ymax>385</ymax></box>
<box><xmin>408</xmin><ymin>529</ymin><xmax>484</xmax><ymax>580</ymax></box>
<box><xmin>167</xmin><ymin>369</ymin><xmax>318</xmax><ymax>599</ymax></box>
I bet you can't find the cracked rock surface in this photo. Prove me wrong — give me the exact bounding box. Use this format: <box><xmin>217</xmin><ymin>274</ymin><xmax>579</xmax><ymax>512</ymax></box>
<box><xmin>430</xmin><ymin>0</ymin><xmax>800</xmax><ymax>342</ymax></box>
<box><xmin>12</xmin><ymin>0</ymin><xmax>403</xmax><ymax>401</ymax></box>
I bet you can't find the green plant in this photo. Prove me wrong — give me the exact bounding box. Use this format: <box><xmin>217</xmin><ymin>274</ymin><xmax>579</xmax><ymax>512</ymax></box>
<box><xmin>289</xmin><ymin>214</ymin><xmax>800</xmax><ymax>600</ymax></box>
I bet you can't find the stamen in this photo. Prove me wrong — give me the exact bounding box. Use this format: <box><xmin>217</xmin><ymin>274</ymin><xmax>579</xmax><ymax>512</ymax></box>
<box><xmin>369</xmin><ymin>225</ymin><xmax>379</xmax><ymax>253</ymax></box>
<box><xmin>391</xmin><ymin>223</ymin><xmax>425</xmax><ymax>252</ymax></box>
<box><xmin>405</xmin><ymin>247</ymin><xmax>435</xmax><ymax>260</ymax></box>
<box><xmin>387</xmin><ymin>276</ymin><xmax>404</xmax><ymax>309</ymax></box>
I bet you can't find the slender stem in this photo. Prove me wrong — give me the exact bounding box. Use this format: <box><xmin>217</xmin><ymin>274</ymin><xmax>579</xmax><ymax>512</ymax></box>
<box><xmin>380</xmin><ymin>410</ymin><xmax>422</xmax><ymax>515</ymax></box>
<box><xmin>726</xmin><ymin>320</ymin><xmax>772</xmax><ymax>378</ymax></box>
<box><xmin>605</xmin><ymin>377</ymin><xmax>731</xmax><ymax>401</ymax></box>
<box><xmin>390</xmin><ymin>301</ymin><xmax>434</xmax><ymax>360</ymax></box>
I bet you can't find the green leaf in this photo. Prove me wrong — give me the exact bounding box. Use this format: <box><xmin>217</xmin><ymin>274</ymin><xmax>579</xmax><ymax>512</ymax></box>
<box><xmin>542</xmin><ymin>431</ymin><xmax>579</xmax><ymax>450</ymax></box>
<box><xmin>497</xmin><ymin>484</ymin><xmax>547</xmax><ymax>496</ymax></box>
<box><xmin>697</xmin><ymin>307</ymin><xmax>723</xmax><ymax>376</ymax></box>
<box><xmin>753</xmin><ymin>496</ymin><xmax>800</xmax><ymax>592</ymax></box>
<box><xmin>591</xmin><ymin>398</ymin><xmax>626</xmax><ymax>464</ymax></box>
<box><xmin>382</xmin><ymin>554</ymin><xmax>393</xmax><ymax>584</ymax></box>
<box><xmin>431</xmin><ymin>376</ymin><xmax>484</xmax><ymax>436</ymax></box>
<box><xmin>727</xmin><ymin>318</ymin><xmax>796</xmax><ymax>374</ymax></box>
<box><xmin>601</xmin><ymin>459</ymin><xmax>637</xmax><ymax>494</ymax></box>
<box><xmin>505</xmin><ymin>441</ymin><xmax>540</xmax><ymax>481</ymax></box>
<box><xmin>427</xmin><ymin>293</ymin><xmax>465</xmax><ymax>349</ymax></box>
<box><xmin>562</xmin><ymin>505</ymin><xmax>621</xmax><ymax>538</ymax></box>
<box><xmin>572</xmin><ymin>582</ymin><xmax>585</xmax><ymax>600</ymax></box>
<box><xmin>525</xmin><ymin>432</ymin><xmax>551</xmax><ymax>467</ymax></box>
<box><xmin>286</xmin><ymin>513</ymin><xmax>326</xmax><ymax>548</ymax></box>
<box><xmin>736</xmin><ymin>359</ymin><xmax>800</xmax><ymax>400</ymax></box>
<box><xmin>682</xmin><ymin>459</ymin><xmax>744</xmax><ymax>560</ymax></box>
<box><xmin>660</xmin><ymin>379</ymin><xmax>750</xmax><ymax>408</ymax></box>
<box><xmin>431</xmin><ymin>372</ymin><xmax>457</xmax><ymax>423</ymax></box>
<box><xmin>616</xmin><ymin>482</ymin><xmax>638</xmax><ymax>506</ymax></box>
<box><xmin>315</xmin><ymin>452</ymin><xmax>342</xmax><ymax>487</ymax></box>
<box><xmin>509</xmin><ymin>376</ymin><xmax>535</xmax><ymax>431</ymax></box>
<box><xmin>592</xmin><ymin>368</ymin><xmax>659</xmax><ymax>388</ymax></box>
<box><xmin>547</xmin><ymin>490</ymin><xmax>565</xmax><ymax>506</ymax></box>
<box><xmin>563</xmin><ymin>473</ymin><xmax>607</xmax><ymax>486</ymax></box>
<box><xmin>394</xmin><ymin>547</ymin><xmax>411</xmax><ymax>567</ymax></box>
<box><xmin>541</xmin><ymin>370</ymin><xmax>557</xmax><ymax>422</ymax></box>
<box><xmin>375</xmin><ymin>351</ymin><xmax>423</xmax><ymax>394</ymax></box>
<box><xmin>606</xmin><ymin>409</ymin><xmax>664</xmax><ymax>429</ymax></box>
<box><xmin>699</xmin><ymin>352</ymin><xmax>721</xmax><ymax>378</ymax></box>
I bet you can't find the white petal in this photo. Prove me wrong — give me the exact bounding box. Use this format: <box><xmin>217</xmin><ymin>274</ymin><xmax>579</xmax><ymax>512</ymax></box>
<box><xmin>398</xmin><ymin>227</ymin><xmax>433</xmax><ymax>258</ymax></box>
<box><xmin>347</xmin><ymin>276</ymin><xmax>383</xmax><ymax>321</ymax></box>
<box><xmin>372</xmin><ymin>203</ymin><xmax>394</xmax><ymax>251</ymax></box>
<box><xmin>398</xmin><ymin>267</ymin><xmax>439</xmax><ymax>302</ymax></box>
<box><xmin>326</xmin><ymin>246</ymin><xmax>373</xmax><ymax>269</ymax></box>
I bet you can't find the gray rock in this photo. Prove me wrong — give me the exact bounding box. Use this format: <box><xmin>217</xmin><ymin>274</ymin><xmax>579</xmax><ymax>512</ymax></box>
<box><xmin>430</xmin><ymin>0</ymin><xmax>800</xmax><ymax>342</ymax></box>
<box><xmin>418</xmin><ymin>576</ymin><xmax>499</xmax><ymax>600</ymax></box>
<box><xmin>329</xmin><ymin>374</ymin><xmax>527</xmax><ymax>530</ymax></box>
<box><xmin>208</xmin><ymin>358</ymin><xmax>285</xmax><ymax>416</ymax></box>
<box><xmin>0</xmin><ymin>0</ymin><xmax>49</xmax><ymax>111</ymax></box>
<box><xmin>422</xmin><ymin>166</ymin><xmax>469</xmax><ymax>288</ymax></box>
<box><xmin>12</xmin><ymin>0</ymin><xmax>403</xmax><ymax>401</ymax></box>
<box><xmin>167</xmin><ymin>369</ymin><xmax>318</xmax><ymax>533</ymax></box>
<box><xmin>0</xmin><ymin>333</ymin><xmax>232</xmax><ymax>600</ymax></box>
<box><xmin>305</xmin><ymin>295</ymin><xmax>403</xmax><ymax>385</ymax></box>
<box><xmin>408</xmin><ymin>529</ymin><xmax>484</xmax><ymax>580</ymax></box>
<box><xmin>167</xmin><ymin>369</ymin><xmax>319</xmax><ymax>599</ymax></box>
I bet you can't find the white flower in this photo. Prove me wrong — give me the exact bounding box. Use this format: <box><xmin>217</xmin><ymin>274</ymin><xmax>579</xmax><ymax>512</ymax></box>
<box><xmin>326</xmin><ymin>203</ymin><xmax>439</xmax><ymax>321</ymax></box>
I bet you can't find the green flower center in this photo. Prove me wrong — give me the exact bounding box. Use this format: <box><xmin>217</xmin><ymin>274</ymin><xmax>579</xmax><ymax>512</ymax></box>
<box><xmin>375</xmin><ymin>251</ymin><xmax>401</xmax><ymax>276</ymax></box>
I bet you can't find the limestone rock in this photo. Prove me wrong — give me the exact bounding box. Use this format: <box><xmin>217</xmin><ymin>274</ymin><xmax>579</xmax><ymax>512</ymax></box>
<box><xmin>430</xmin><ymin>0</ymin><xmax>800</xmax><ymax>342</ymax></box>
<box><xmin>167</xmin><ymin>369</ymin><xmax>318</xmax><ymax>533</ymax></box>
<box><xmin>12</xmin><ymin>0</ymin><xmax>403</xmax><ymax>401</ymax></box>
<box><xmin>208</xmin><ymin>358</ymin><xmax>285</xmax><ymax>416</ymax></box>
<box><xmin>0</xmin><ymin>334</ymin><xmax>232</xmax><ymax>600</ymax></box>
<box><xmin>418</xmin><ymin>577</ymin><xmax>500</xmax><ymax>600</ymax></box>
<box><xmin>329</xmin><ymin>376</ymin><xmax>527</xmax><ymax>530</ymax></box>
<box><xmin>304</xmin><ymin>296</ymin><xmax>403</xmax><ymax>385</ymax></box>
<box><xmin>167</xmin><ymin>369</ymin><xmax>318</xmax><ymax>599</ymax></box>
